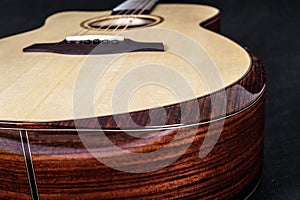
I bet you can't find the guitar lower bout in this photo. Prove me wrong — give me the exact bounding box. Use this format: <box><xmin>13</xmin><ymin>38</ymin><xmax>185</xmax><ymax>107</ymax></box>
<box><xmin>0</xmin><ymin>2</ymin><xmax>265</xmax><ymax>200</ymax></box>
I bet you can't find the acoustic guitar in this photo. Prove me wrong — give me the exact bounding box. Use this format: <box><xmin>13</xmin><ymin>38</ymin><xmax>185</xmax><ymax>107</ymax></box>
<box><xmin>0</xmin><ymin>0</ymin><xmax>266</xmax><ymax>199</ymax></box>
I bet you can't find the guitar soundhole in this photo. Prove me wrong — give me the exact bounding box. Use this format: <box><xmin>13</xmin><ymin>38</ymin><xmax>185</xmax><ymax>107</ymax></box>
<box><xmin>81</xmin><ymin>15</ymin><xmax>163</xmax><ymax>30</ymax></box>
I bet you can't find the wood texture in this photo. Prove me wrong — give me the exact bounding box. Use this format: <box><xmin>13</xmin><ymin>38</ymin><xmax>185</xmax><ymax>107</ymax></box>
<box><xmin>26</xmin><ymin>95</ymin><xmax>264</xmax><ymax>200</ymax></box>
<box><xmin>0</xmin><ymin>4</ymin><xmax>251</xmax><ymax>122</ymax></box>
<box><xmin>0</xmin><ymin>54</ymin><xmax>266</xmax><ymax>199</ymax></box>
<box><xmin>0</xmin><ymin>53</ymin><xmax>265</xmax><ymax>130</ymax></box>
<box><xmin>0</xmin><ymin>3</ymin><xmax>266</xmax><ymax>200</ymax></box>
<box><xmin>0</xmin><ymin>130</ymin><xmax>32</xmax><ymax>200</ymax></box>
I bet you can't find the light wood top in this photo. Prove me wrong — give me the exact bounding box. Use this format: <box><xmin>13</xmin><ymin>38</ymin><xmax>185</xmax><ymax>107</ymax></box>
<box><xmin>0</xmin><ymin>4</ymin><xmax>251</xmax><ymax>122</ymax></box>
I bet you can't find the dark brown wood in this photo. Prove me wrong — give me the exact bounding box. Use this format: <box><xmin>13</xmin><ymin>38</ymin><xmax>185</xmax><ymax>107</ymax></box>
<box><xmin>23</xmin><ymin>39</ymin><xmax>164</xmax><ymax>55</ymax></box>
<box><xmin>0</xmin><ymin>130</ymin><xmax>32</xmax><ymax>200</ymax></box>
<box><xmin>0</xmin><ymin>52</ymin><xmax>265</xmax><ymax>131</ymax></box>
<box><xmin>0</xmin><ymin>6</ymin><xmax>266</xmax><ymax>199</ymax></box>
<box><xmin>22</xmin><ymin>89</ymin><xmax>264</xmax><ymax>200</ymax></box>
<box><xmin>0</xmin><ymin>54</ymin><xmax>266</xmax><ymax>199</ymax></box>
<box><xmin>201</xmin><ymin>13</ymin><xmax>221</xmax><ymax>33</ymax></box>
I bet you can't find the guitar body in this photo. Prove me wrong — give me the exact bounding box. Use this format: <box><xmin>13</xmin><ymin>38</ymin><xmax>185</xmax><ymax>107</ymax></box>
<box><xmin>0</xmin><ymin>3</ymin><xmax>265</xmax><ymax>200</ymax></box>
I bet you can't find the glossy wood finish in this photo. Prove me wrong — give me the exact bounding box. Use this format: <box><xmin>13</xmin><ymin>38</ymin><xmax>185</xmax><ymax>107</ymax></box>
<box><xmin>27</xmin><ymin>95</ymin><xmax>264</xmax><ymax>200</ymax></box>
<box><xmin>0</xmin><ymin>54</ymin><xmax>266</xmax><ymax>200</ymax></box>
<box><xmin>0</xmin><ymin>4</ymin><xmax>251</xmax><ymax>122</ymax></box>
<box><xmin>0</xmin><ymin>3</ymin><xmax>266</xmax><ymax>200</ymax></box>
<box><xmin>0</xmin><ymin>130</ymin><xmax>32</xmax><ymax>200</ymax></box>
<box><xmin>0</xmin><ymin>53</ymin><xmax>265</xmax><ymax>130</ymax></box>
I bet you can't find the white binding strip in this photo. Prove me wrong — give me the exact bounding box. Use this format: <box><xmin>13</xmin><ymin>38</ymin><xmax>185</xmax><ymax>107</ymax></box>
<box><xmin>66</xmin><ymin>35</ymin><xmax>124</xmax><ymax>42</ymax></box>
<box><xmin>20</xmin><ymin>130</ymin><xmax>40</xmax><ymax>200</ymax></box>
<box><xmin>3</xmin><ymin>87</ymin><xmax>265</xmax><ymax>132</ymax></box>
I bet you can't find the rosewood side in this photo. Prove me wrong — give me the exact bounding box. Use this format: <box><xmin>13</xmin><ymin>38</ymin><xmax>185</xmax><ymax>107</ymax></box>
<box><xmin>0</xmin><ymin>8</ymin><xmax>265</xmax><ymax>199</ymax></box>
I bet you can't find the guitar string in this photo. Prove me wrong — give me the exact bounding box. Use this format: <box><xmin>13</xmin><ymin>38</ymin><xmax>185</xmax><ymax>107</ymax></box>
<box><xmin>111</xmin><ymin>0</ymin><xmax>154</xmax><ymax>33</ymax></box>
<box><xmin>99</xmin><ymin>8</ymin><xmax>136</xmax><ymax>33</ymax></box>
<box><xmin>77</xmin><ymin>4</ymin><xmax>130</xmax><ymax>36</ymax></box>
<box><xmin>67</xmin><ymin>2</ymin><xmax>131</xmax><ymax>37</ymax></box>
<box><xmin>104</xmin><ymin>0</ymin><xmax>151</xmax><ymax>33</ymax></box>
<box><xmin>95</xmin><ymin>9</ymin><xmax>129</xmax><ymax>33</ymax></box>
<box><xmin>75</xmin><ymin>0</ymin><xmax>153</xmax><ymax>36</ymax></box>
<box><xmin>118</xmin><ymin>0</ymin><xmax>157</xmax><ymax>34</ymax></box>
<box><xmin>76</xmin><ymin>2</ymin><xmax>147</xmax><ymax>36</ymax></box>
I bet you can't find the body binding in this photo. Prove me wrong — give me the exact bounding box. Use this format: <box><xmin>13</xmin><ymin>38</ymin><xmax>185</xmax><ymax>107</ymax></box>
<box><xmin>0</xmin><ymin>3</ymin><xmax>266</xmax><ymax>200</ymax></box>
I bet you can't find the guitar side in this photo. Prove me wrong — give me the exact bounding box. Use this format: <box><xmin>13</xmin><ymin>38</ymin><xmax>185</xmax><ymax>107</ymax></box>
<box><xmin>0</xmin><ymin>4</ymin><xmax>265</xmax><ymax>200</ymax></box>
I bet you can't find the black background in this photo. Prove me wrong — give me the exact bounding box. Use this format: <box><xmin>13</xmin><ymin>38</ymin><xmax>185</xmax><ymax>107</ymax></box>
<box><xmin>0</xmin><ymin>0</ymin><xmax>299</xmax><ymax>199</ymax></box>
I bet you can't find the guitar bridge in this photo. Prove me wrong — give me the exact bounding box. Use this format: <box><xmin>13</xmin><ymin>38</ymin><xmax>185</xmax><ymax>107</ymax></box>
<box><xmin>23</xmin><ymin>35</ymin><xmax>164</xmax><ymax>55</ymax></box>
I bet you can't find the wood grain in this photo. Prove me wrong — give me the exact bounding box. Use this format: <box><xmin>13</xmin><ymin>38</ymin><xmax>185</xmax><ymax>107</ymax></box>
<box><xmin>26</xmin><ymin>87</ymin><xmax>265</xmax><ymax>200</ymax></box>
<box><xmin>0</xmin><ymin>4</ymin><xmax>251</xmax><ymax>122</ymax></box>
<box><xmin>0</xmin><ymin>3</ymin><xmax>266</xmax><ymax>200</ymax></box>
<box><xmin>0</xmin><ymin>53</ymin><xmax>265</xmax><ymax>131</ymax></box>
<box><xmin>0</xmin><ymin>53</ymin><xmax>266</xmax><ymax>199</ymax></box>
<box><xmin>0</xmin><ymin>130</ymin><xmax>32</xmax><ymax>200</ymax></box>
